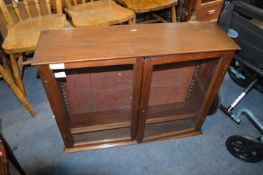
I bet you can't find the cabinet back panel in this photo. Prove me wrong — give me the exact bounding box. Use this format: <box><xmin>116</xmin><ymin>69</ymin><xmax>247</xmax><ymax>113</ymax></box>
<box><xmin>149</xmin><ymin>64</ymin><xmax>195</xmax><ymax>106</ymax></box>
<box><xmin>73</xmin><ymin>126</ymin><xmax>131</xmax><ymax>145</ymax></box>
<box><xmin>58</xmin><ymin>65</ymin><xmax>133</xmax><ymax>115</ymax></box>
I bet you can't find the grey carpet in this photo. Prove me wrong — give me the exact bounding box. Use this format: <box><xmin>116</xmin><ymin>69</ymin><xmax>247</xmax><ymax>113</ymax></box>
<box><xmin>0</xmin><ymin>67</ymin><xmax>262</xmax><ymax>175</ymax></box>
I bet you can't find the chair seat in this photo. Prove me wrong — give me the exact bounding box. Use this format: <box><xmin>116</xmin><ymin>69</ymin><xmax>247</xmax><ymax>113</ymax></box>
<box><xmin>2</xmin><ymin>15</ymin><xmax>66</xmax><ymax>54</ymax></box>
<box><xmin>65</xmin><ymin>1</ymin><xmax>134</xmax><ymax>27</ymax></box>
<box><xmin>115</xmin><ymin>0</ymin><xmax>178</xmax><ymax>13</ymax></box>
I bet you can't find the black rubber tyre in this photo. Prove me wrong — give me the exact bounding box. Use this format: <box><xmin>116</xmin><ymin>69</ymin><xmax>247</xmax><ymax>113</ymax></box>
<box><xmin>208</xmin><ymin>94</ymin><xmax>220</xmax><ymax>116</ymax></box>
<box><xmin>226</xmin><ymin>135</ymin><xmax>263</xmax><ymax>163</ymax></box>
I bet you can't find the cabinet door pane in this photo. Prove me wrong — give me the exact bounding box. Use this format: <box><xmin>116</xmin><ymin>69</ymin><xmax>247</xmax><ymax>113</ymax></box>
<box><xmin>54</xmin><ymin>63</ymin><xmax>138</xmax><ymax>146</ymax></box>
<box><xmin>142</xmin><ymin>58</ymin><xmax>219</xmax><ymax>141</ymax></box>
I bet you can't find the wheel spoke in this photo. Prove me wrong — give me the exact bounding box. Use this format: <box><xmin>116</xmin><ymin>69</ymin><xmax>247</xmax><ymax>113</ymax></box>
<box><xmin>232</xmin><ymin>141</ymin><xmax>243</xmax><ymax>149</ymax></box>
<box><xmin>226</xmin><ymin>135</ymin><xmax>263</xmax><ymax>163</ymax></box>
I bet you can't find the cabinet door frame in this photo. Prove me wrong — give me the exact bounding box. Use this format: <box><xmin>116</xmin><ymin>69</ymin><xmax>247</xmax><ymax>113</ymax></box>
<box><xmin>37</xmin><ymin>57</ymin><xmax>144</xmax><ymax>151</ymax></box>
<box><xmin>137</xmin><ymin>51</ymin><xmax>234</xmax><ymax>142</ymax></box>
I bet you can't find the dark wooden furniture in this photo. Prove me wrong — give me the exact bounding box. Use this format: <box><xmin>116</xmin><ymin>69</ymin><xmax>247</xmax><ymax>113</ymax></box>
<box><xmin>0</xmin><ymin>133</ymin><xmax>27</xmax><ymax>175</ymax></box>
<box><xmin>32</xmin><ymin>22</ymin><xmax>239</xmax><ymax>152</ymax></box>
<box><xmin>0</xmin><ymin>140</ymin><xmax>8</xmax><ymax>175</ymax></box>
<box><xmin>195</xmin><ymin>0</ymin><xmax>224</xmax><ymax>22</ymax></box>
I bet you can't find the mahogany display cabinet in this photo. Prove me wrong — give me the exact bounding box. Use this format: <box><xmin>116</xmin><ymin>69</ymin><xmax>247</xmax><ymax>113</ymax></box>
<box><xmin>32</xmin><ymin>22</ymin><xmax>239</xmax><ymax>152</ymax></box>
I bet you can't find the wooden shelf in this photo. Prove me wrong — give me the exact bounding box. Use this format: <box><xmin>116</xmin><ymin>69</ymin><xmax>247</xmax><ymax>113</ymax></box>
<box><xmin>70</xmin><ymin>109</ymin><xmax>132</xmax><ymax>134</ymax></box>
<box><xmin>65</xmin><ymin>139</ymin><xmax>136</xmax><ymax>153</ymax></box>
<box><xmin>146</xmin><ymin>102</ymin><xmax>198</xmax><ymax>124</ymax></box>
<box><xmin>72</xmin><ymin>127</ymin><xmax>131</xmax><ymax>146</ymax></box>
<box><xmin>144</xmin><ymin>118</ymin><xmax>196</xmax><ymax>139</ymax></box>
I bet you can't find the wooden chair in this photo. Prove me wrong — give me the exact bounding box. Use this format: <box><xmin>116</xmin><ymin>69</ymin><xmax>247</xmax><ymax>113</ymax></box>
<box><xmin>0</xmin><ymin>54</ymin><xmax>35</xmax><ymax>116</ymax></box>
<box><xmin>64</xmin><ymin>0</ymin><xmax>135</xmax><ymax>27</ymax></box>
<box><xmin>114</xmin><ymin>0</ymin><xmax>178</xmax><ymax>23</ymax></box>
<box><xmin>0</xmin><ymin>0</ymin><xmax>66</xmax><ymax>116</ymax></box>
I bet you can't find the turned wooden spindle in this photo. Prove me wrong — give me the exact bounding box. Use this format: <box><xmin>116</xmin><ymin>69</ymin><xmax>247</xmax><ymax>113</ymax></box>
<box><xmin>45</xmin><ymin>0</ymin><xmax>51</xmax><ymax>15</ymax></box>
<box><xmin>0</xmin><ymin>0</ymin><xmax>14</xmax><ymax>25</ymax></box>
<box><xmin>55</xmin><ymin>0</ymin><xmax>62</xmax><ymax>16</ymax></box>
<box><xmin>12</xmin><ymin>0</ymin><xmax>22</xmax><ymax>21</ymax></box>
<box><xmin>65</xmin><ymin>0</ymin><xmax>72</xmax><ymax>10</ymax></box>
<box><xmin>73</xmin><ymin>0</ymin><xmax>77</xmax><ymax>5</ymax></box>
<box><xmin>34</xmin><ymin>0</ymin><xmax>41</xmax><ymax>16</ymax></box>
<box><xmin>23</xmin><ymin>0</ymin><xmax>32</xmax><ymax>18</ymax></box>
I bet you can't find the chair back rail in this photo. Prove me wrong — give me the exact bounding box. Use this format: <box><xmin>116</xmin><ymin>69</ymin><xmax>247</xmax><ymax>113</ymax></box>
<box><xmin>65</xmin><ymin>0</ymin><xmax>111</xmax><ymax>9</ymax></box>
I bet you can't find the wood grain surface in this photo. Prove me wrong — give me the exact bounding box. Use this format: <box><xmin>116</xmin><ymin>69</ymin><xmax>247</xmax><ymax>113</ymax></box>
<box><xmin>32</xmin><ymin>22</ymin><xmax>240</xmax><ymax>65</ymax></box>
<box><xmin>115</xmin><ymin>0</ymin><xmax>177</xmax><ymax>13</ymax></box>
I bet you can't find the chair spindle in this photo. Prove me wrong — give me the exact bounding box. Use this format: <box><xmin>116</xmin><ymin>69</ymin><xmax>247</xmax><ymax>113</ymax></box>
<box><xmin>55</xmin><ymin>0</ymin><xmax>62</xmax><ymax>15</ymax></box>
<box><xmin>12</xmin><ymin>0</ymin><xmax>22</xmax><ymax>21</ymax></box>
<box><xmin>0</xmin><ymin>0</ymin><xmax>14</xmax><ymax>25</ymax></box>
<box><xmin>45</xmin><ymin>0</ymin><xmax>51</xmax><ymax>15</ymax></box>
<box><xmin>34</xmin><ymin>0</ymin><xmax>41</xmax><ymax>16</ymax></box>
<box><xmin>65</xmin><ymin>0</ymin><xmax>72</xmax><ymax>10</ymax></box>
<box><xmin>73</xmin><ymin>0</ymin><xmax>77</xmax><ymax>5</ymax></box>
<box><xmin>23</xmin><ymin>0</ymin><xmax>32</xmax><ymax>18</ymax></box>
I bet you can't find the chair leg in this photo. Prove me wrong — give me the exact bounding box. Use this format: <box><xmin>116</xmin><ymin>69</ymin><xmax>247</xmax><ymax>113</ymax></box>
<box><xmin>171</xmin><ymin>5</ymin><xmax>177</xmax><ymax>22</ymax></box>
<box><xmin>2</xmin><ymin>56</ymin><xmax>12</xmax><ymax>78</ymax></box>
<box><xmin>128</xmin><ymin>18</ymin><xmax>133</xmax><ymax>24</ymax></box>
<box><xmin>0</xmin><ymin>65</ymin><xmax>36</xmax><ymax>116</ymax></box>
<box><xmin>17</xmin><ymin>55</ymin><xmax>24</xmax><ymax>77</ymax></box>
<box><xmin>10</xmin><ymin>54</ymin><xmax>25</xmax><ymax>95</ymax></box>
<box><xmin>128</xmin><ymin>15</ymin><xmax>136</xmax><ymax>24</ymax></box>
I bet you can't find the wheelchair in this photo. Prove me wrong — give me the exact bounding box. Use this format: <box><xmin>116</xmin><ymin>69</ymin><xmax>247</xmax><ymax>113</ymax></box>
<box><xmin>219</xmin><ymin>0</ymin><xmax>263</xmax><ymax>163</ymax></box>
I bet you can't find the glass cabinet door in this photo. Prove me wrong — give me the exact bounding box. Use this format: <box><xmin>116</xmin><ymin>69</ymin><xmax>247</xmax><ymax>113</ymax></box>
<box><xmin>53</xmin><ymin>58</ymin><xmax>142</xmax><ymax>148</ymax></box>
<box><xmin>138</xmin><ymin>56</ymin><xmax>220</xmax><ymax>142</ymax></box>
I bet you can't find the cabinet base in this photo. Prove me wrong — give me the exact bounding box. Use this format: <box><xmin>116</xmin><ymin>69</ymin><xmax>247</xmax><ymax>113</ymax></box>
<box><xmin>64</xmin><ymin>139</ymin><xmax>137</xmax><ymax>153</ymax></box>
<box><xmin>64</xmin><ymin>130</ymin><xmax>202</xmax><ymax>153</ymax></box>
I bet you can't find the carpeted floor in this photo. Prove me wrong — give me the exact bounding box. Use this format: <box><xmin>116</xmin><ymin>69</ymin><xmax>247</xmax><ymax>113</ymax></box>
<box><xmin>0</xmin><ymin>67</ymin><xmax>262</xmax><ymax>175</ymax></box>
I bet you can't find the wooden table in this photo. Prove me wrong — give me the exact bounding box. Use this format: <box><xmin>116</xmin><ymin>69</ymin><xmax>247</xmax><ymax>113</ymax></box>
<box><xmin>33</xmin><ymin>22</ymin><xmax>239</xmax><ymax>152</ymax></box>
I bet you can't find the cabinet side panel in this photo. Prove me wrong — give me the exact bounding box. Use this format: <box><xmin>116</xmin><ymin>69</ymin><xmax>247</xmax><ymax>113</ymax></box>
<box><xmin>188</xmin><ymin>58</ymin><xmax>219</xmax><ymax>111</ymax></box>
<box><xmin>37</xmin><ymin>65</ymin><xmax>74</xmax><ymax>148</ymax></box>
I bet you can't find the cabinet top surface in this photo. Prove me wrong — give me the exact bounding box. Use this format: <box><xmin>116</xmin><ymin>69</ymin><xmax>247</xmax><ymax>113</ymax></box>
<box><xmin>32</xmin><ymin>22</ymin><xmax>239</xmax><ymax>65</ymax></box>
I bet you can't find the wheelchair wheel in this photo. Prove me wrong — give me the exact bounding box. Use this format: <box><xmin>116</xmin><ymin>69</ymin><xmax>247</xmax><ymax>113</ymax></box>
<box><xmin>228</xmin><ymin>60</ymin><xmax>263</xmax><ymax>92</ymax></box>
<box><xmin>226</xmin><ymin>135</ymin><xmax>263</xmax><ymax>163</ymax></box>
<box><xmin>228</xmin><ymin>62</ymin><xmax>251</xmax><ymax>88</ymax></box>
<box><xmin>208</xmin><ymin>93</ymin><xmax>220</xmax><ymax>116</ymax></box>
